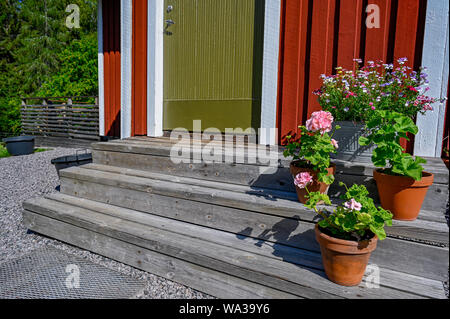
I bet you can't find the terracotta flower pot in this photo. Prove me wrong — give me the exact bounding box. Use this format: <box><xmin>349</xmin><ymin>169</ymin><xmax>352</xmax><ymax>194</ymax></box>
<box><xmin>290</xmin><ymin>161</ymin><xmax>336</xmax><ymax>204</ymax></box>
<box><xmin>373</xmin><ymin>169</ymin><xmax>434</xmax><ymax>221</ymax></box>
<box><xmin>315</xmin><ymin>225</ymin><xmax>378</xmax><ymax>286</ymax></box>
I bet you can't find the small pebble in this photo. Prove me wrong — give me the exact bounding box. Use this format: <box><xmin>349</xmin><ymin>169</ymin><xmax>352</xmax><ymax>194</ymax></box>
<box><xmin>0</xmin><ymin>146</ymin><xmax>213</xmax><ymax>299</ymax></box>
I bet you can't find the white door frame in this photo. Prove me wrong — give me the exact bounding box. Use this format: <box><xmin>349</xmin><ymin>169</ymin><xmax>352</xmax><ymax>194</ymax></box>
<box><xmin>98</xmin><ymin>0</ymin><xmax>105</xmax><ymax>136</ymax></box>
<box><xmin>120</xmin><ymin>0</ymin><xmax>133</xmax><ymax>139</ymax></box>
<box><xmin>145</xmin><ymin>0</ymin><xmax>281</xmax><ymax>145</ymax></box>
<box><xmin>147</xmin><ymin>0</ymin><xmax>164</xmax><ymax>137</ymax></box>
<box><xmin>414</xmin><ymin>0</ymin><xmax>449</xmax><ymax>157</ymax></box>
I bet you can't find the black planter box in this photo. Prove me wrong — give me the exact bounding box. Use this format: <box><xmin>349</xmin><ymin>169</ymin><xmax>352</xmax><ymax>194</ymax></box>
<box><xmin>2</xmin><ymin>136</ymin><xmax>35</xmax><ymax>156</ymax></box>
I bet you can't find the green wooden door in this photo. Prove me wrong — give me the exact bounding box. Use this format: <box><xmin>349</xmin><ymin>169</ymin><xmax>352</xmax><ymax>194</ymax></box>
<box><xmin>163</xmin><ymin>0</ymin><xmax>264</xmax><ymax>132</ymax></box>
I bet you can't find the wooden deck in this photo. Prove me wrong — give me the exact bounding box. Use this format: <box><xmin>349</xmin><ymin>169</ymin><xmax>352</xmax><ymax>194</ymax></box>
<box><xmin>22</xmin><ymin>137</ymin><xmax>449</xmax><ymax>298</ymax></box>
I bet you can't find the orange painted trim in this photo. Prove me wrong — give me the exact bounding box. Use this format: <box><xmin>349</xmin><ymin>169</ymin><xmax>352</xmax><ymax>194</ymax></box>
<box><xmin>103</xmin><ymin>0</ymin><xmax>121</xmax><ymax>137</ymax></box>
<box><xmin>132</xmin><ymin>0</ymin><xmax>148</xmax><ymax>136</ymax></box>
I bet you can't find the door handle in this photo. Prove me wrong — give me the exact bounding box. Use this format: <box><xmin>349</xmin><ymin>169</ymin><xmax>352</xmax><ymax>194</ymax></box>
<box><xmin>164</xmin><ymin>19</ymin><xmax>175</xmax><ymax>35</ymax></box>
<box><xmin>165</xmin><ymin>19</ymin><xmax>175</xmax><ymax>26</ymax></box>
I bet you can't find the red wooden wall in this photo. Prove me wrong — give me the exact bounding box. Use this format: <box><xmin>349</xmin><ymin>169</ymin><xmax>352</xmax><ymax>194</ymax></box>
<box><xmin>103</xmin><ymin>0</ymin><xmax>121</xmax><ymax>137</ymax></box>
<box><xmin>132</xmin><ymin>0</ymin><xmax>148</xmax><ymax>136</ymax></box>
<box><xmin>277</xmin><ymin>0</ymin><xmax>427</xmax><ymax>150</ymax></box>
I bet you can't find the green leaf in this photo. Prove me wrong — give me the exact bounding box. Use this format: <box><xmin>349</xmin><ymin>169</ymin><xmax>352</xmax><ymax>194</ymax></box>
<box><xmin>359</xmin><ymin>136</ymin><xmax>370</xmax><ymax>146</ymax></box>
<box><xmin>370</xmin><ymin>225</ymin><xmax>386</xmax><ymax>241</ymax></box>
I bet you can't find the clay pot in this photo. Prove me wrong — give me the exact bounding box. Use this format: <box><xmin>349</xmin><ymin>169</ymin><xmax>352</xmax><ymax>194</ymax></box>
<box><xmin>315</xmin><ymin>225</ymin><xmax>378</xmax><ymax>286</ymax></box>
<box><xmin>373</xmin><ymin>169</ymin><xmax>434</xmax><ymax>221</ymax></box>
<box><xmin>290</xmin><ymin>161</ymin><xmax>336</xmax><ymax>204</ymax></box>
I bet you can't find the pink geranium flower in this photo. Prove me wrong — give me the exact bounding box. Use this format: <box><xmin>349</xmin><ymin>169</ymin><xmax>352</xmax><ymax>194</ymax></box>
<box><xmin>331</xmin><ymin>139</ymin><xmax>338</xmax><ymax>149</ymax></box>
<box><xmin>305</xmin><ymin>111</ymin><xmax>334</xmax><ymax>133</ymax></box>
<box><xmin>344</xmin><ymin>198</ymin><xmax>362</xmax><ymax>211</ymax></box>
<box><xmin>294</xmin><ymin>172</ymin><xmax>313</xmax><ymax>189</ymax></box>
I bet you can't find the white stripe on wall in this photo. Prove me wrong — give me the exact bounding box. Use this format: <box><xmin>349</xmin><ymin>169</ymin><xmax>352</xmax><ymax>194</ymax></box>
<box><xmin>414</xmin><ymin>0</ymin><xmax>449</xmax><ymax>157</ymax></box>
<box><xmin>120</xmin><ymin>0</ymin><xmax>132</xmax><ymax>139</ymax></box>
<box><xmin>97</xmin><ymin>0</ymin><xmax>105</xmax><ymax>136</ymax></box>
<box><xmin>147</xmin><ymin>0</ymin><xmax>164</xmax><ymax>137</ymax></box>
<box><xmin>434</xmin><ymin>24</ymin><xmax>449</xmax><ymax>156</ymax></box>
<box><xmin>259</xmin><ymin>0</ymin><xmax>281</xmax><ymax>145</ymax></box>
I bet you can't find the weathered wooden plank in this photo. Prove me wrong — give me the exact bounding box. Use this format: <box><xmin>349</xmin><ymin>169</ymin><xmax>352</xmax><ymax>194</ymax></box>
<box><xmin>22</xmin><ymin>211</ymin><xmax>296</xmax><ymax>299</ymax></box>
<box><xmin>21</xmin><ymin>126</ymin><xmax>68</xmax><ymax>133</ymax></box>
<box><xmin>92</xmin><ymin>149</ymin><xmax>293</xmax><ymax>192</ymax></box>
<box><xmin>48</xmin><ymin>192</ymin><xmax>324</xmax><ymax>269</ymax></box>
<box><xmin>84</xmin><ymin>163</ymin><xmax>448</xmax><ymax>223</ymax></box>
<box><xmin>86</xmin><ymin>162</ymin><xmax>298</xmax><ymax>201</ymax></box>
<box><xmin>388</xmin><ymin>219</ymin><xmax>448</xmax><ymax>244</ymax></box>
<box><xmin>23</xmin><ymin>198</ymin><xmax>429</xmax><ymax>299</ymax></box>
<box><xmin>22</xmin><ymin>123</ymin><xmax>69</xmax><ymax>129</ymax></box>
<box><xmin>33</xmin><ymin>137</ymin><xmax>94</xmax><ymax>149</ymax></box>
<box><xmin>46</xmin><ymin>192</ymin><xmax>447</xmax><ymax>299</ymax></box>
<box><xmin>92</xmin><ymin>140</ymin><xmax>283</xmax><ymax>166</ymax></box>
<box><xmin>22</xmin><ymin>105</ymin><xmax>95</xmax><ymax>108</ymax></box>
<box><xmin>65</xmin><ymin>164</ymin><xmax>449</xmax><ymax>245</ymax></box>
<box><xmin>58</xmin><ymin>167</ymin><xmax>449</xmax><ymax>281</ymax></box>
<box><xmin>61</xmin><ymin>171</ymin><xmax>448</xmax><ymax>248</ymax></box>
<box><xmin>22</xmin><ymin>131</ymin><xmax>70</xmax><ymax>138</ymax></box>
<box><xmin>68</xmin><ymin>133</ymin><xmax>100</xmax><ymax>140</ymax></box>
<box><xmin>21</xmin><ymin>108</ymin><xmax>99</xmax><ymax>113</ymax></box>
<box><xmin>366</xmin><ymin>268</ymin><xmax>447</xmax><ymax>299</ymax></box>
<box><xmin>21</xmin><ymin>115</ymin><xmax>98</xmax><ymax>122</ymax></box>
<box><xmin>91</xmin><ymin>145</ymin><xmax>448</xmax><ymax>212</ymax></box>
<box><xmin>59</xmin><ymin>178</ymin><xmax>321</xmax><ymax>253</ymax></box>
<box><xmin>95</xmin><ymin>138</ymin><xmax>449</xmax><ymax>184</ymax></box>
<box><xmin>22</xmin><ymin>120</ymin><xmax>97</xmax><ymax>127</ymax></box>
<box><xmin>329</xmin><ymin>172</ymin><xmax>449</xmax><ymax>212</ymax></box>
<box><xmin>22</xmin><ymin>199</ymin><xmax>338</xmax><ymax>299</ymax></box>
<box><xmin>67</xmin><ymin>129</ymin><xmax>99</xmax><ymax>134</ymax></box>
<box><xmin>333</xmin><ymin>158</ymin><xmax>449</xmax><ymax>185</ymax></box>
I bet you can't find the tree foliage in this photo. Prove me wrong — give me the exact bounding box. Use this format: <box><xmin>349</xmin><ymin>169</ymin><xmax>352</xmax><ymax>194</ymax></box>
<box><xmin>37</xmin><ymin>33</ymin><xmax>98</xmax><ymax>97</ymax></box>
<box><xmin>0</xmin><ymin>0</ymin><xmax>97</xmax><ymax>136</ymax></box>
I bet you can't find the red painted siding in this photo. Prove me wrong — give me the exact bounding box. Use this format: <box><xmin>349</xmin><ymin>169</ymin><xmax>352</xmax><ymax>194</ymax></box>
<box><xmin>103</xmin><ymin>0</ymin><xmax>121</xmax><ymax>137</ymax></box>
<box><xmin>277</xmin><ymin>0</ymin><xmax>427</xmax><ymax>148</ymax></box>
<box><xmin>132</xmin><ymin>0</ymin><xmax>148</xmax><ymax>136</ymax></box>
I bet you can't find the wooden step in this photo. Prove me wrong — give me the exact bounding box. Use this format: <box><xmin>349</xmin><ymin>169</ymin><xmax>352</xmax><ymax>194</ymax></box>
<box><xmin>22</xmin><ymin>195</ymin><xmax>447</xmax><ymax>299</ymax></box>
<box><xmin>58</xmin><ymin>164</ymin><xmax>449</xmax><ymax>281</ymax></box>
<box><xmin>91</xmin><ymin>137</ymin><xmax>449</xmax><ymax>212</ymax></box>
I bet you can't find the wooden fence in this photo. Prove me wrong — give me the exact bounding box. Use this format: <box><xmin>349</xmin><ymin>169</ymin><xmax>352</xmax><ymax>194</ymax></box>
<box><xmin>21</xmin><ymin>96</ymin><xmax>100</xmax><ymax>140</ymax></box>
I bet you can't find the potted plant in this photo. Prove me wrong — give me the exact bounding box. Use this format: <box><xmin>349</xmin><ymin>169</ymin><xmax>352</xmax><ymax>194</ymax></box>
<box><xmin>315</xmin><ymin>57</ymin><xmax>436</xmax><ymax>162</ymax></box>
<box><xmin>302</xmin><ymin>179</ymin><xmax>392</xmax><ymax>286</ymax></box>
<box><xmin>359</xmin><ymin>110</ymin><xmax>433</xmax><ymax>220</ymax></box>
<box><xmin>283</xmin><ymin>111</ymin><xmax>339</xmax><ymax>203</ymax></box>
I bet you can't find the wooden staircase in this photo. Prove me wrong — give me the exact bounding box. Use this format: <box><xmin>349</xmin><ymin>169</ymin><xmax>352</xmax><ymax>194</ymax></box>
<box><xmin>22</xmin><ymin>137</ymin><xmax>449</xmax><ymax>298</ymax></box>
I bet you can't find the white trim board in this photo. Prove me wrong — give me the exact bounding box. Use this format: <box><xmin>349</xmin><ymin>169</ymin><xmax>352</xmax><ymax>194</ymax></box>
<box><xmin>147</xmin><ymin>0</ymin><xmax>164</xmax><ymax>137</ymax></box>
<box><xmin>97</xmin><ymin>0</ymin><xmax>105</xmax><ymax>136</ymax></box>
<box><xmin>434</xmin><ymin>22</ymin><xmax>449</xmax><ymax>157</ymax></box>
<box><xmin>259</xmin><ymin>0</ymin><xmax>281</xmax><ymax>145</ymax></box>
<box><xmin>414</xmin><ymin>0</ymin><xmax>449</xmax><ymax>157</ymax></box>
<box><xmin>120</xmin><ymin>0</ymin><xmax>132</xmax><ymax>139</ymax></box>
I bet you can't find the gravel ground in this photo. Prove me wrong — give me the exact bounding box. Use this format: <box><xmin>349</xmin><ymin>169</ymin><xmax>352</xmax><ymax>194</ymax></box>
<box><xmin>0</xmin><ymin>147</ymin><xmax>212</xmax><ymax>299</ymax></box>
